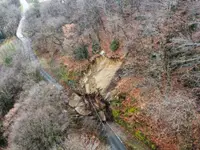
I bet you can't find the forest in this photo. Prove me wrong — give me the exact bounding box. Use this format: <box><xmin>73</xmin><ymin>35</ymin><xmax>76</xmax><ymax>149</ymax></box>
<box><xmin>0</xmin><ymin>0</ymin><xmax>200</xmax><ymax>150</ymax></box>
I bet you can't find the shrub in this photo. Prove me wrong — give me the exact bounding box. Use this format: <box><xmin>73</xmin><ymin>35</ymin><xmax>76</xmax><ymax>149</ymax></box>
<box><xmin>112</xmin><ymin>109</ymin><xmax>120</xmax><ymax>119</ymax></box>
<box><xmin>134</xmin><ymin>130</ymin><xmax>156</xmax><ymax>150</ymax></box>
<box><xmin>53</xmin><ymin>65</ymin><xmax>78</xmax><ymax>87</ymax></box>
<box><xmin>0</xmin><ymin>121</ymin><xmax>7</xmax><ymax>148</ymax></box>
<box><xmin>4</xmin><ymin>56</ymin><xmax>12</xmax><ymax>66</ymax></box>
<box><xmin>189</xmin><ymin>23</ymin><xmax>198</xmax><ymax>32</ymax></box>
<box><xmin>0</xmin><ymin>31</ymin><xmax>6</xmax><ymax>40</ymax></box>
<box><xmin>110</xmin><ymin>39</ymin><xmax>119</xmax><ymax>51</ymax></box>
<box><xmin>0</xmin><ymin>89</ymin><xmax>15</xmax><ymax>116</ymax></box>
<box><xmin>124</xmin><ymin>107</ymin><xmax>138</xmax><ymax>116</ymax></box>
<box><xmin>92</xmin><ymin>40</ymin><xmax>101</xmax><ymax>54</ymax></box>
<box><xmin>56</xmin><ymin>65</ymin><xmax>69</xmax><ymax>83</ymax></box>
<box><xmin>74</xmin><ymin>45</ymin><xmax>89</xmax><ymax>60</ymax></box>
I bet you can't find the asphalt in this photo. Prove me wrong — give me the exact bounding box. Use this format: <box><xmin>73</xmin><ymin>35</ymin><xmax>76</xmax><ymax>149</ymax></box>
<box><xmin>17</xmin><ymin>0</ymin><xmax>63</xmax><ymax>90</ymax></box>
<box><xmin>104</xmin><ymin>123</ymin><xmax>127</xmax><ymax>150</ymax></box>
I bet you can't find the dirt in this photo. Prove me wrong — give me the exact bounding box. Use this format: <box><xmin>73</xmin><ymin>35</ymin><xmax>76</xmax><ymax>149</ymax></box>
<box><xmin>81</xmin><ymin>56</ymin><xmax>122</xmax><ymax>95</ymax></box>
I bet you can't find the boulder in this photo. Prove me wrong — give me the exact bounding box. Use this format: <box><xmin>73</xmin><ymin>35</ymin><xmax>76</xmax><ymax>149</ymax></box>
<box><xmin>99</xmin><ymin>111</ymin><xmax>106</xmax><ymax>122</ymax></box>
<box><xmin>75</xmin><ymin>102</ymin><xmax>91</xmax><ymax>116</ymax></box>
<box><xmin>69</xmin><ymin>93</ymin><xmax>82</xmax><ymax>108</ymax></box>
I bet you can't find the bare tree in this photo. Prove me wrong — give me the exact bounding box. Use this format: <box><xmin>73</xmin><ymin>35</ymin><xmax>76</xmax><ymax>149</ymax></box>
<box><xmin>0</xmin><ymin>42</ymin><xmax>40</xmax><ymax>117</ymax></box>
<box><xmin>0</xmin><ymin>0</ymin><xmax>20</xmax><ymax>37</ymax></box>
<box><xmin>10</xmin><ymin>83</ymin><xmax>70</xmax><ymax>150</ymax></box>
<box><xmin>146</xmin><ymin>92</ymin><xmax>198</xmax><ymax>134</ymax></box>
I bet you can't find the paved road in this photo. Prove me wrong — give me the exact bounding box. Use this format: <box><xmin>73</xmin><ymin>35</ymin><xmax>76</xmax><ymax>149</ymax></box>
<box><xmin>17</xmin><ymin>0</ymin><xmax>63</xmax><ymax>90</ymax></box>
<box><xmin>17</xmin><ymin>0</ymin><xmax>127</xmax><ymax>149</ymax></box>
<box><xmin>104</xmin><ymin>123</ymin><xmax>127</xmax><ymax>150</ymax></box>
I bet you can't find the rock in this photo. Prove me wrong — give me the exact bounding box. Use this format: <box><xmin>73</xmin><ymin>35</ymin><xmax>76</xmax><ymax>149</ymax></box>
<box><xmin>85</xmin><ymin>84</ymin><xmax>90</xmax><ymax>93</ymax></box>
<box><xmin>83</xmin><ymin>77</ymin><xmax>88</xmax><ymax>84</ymax></box>
<box><xmin>69</xmin><ymin>93</ymin><xmax>82</xmax><ymax>108</ymax></box>
<box><xmin>100</xmin><ymin>50</ymin><xmax>105</xmax><ymax>56</ymax></box>
<box><xmin>76</xmin><ymin>102</ymin><xmax>85</xmax><ymax>107</ymax></box>
<box><xmin>104</xmin><ymin>92</ymin><xmax>111</xmax><ymax>100</ymax></box>
<box><xmin>99</xmin><ymin>111</ymin><xmax>106</xmax><ymax>122</ymax></box>
<box><xmin>75</xmin><ymin>102</ymin><xmax>91</xmax><ymax>116</ymax></box>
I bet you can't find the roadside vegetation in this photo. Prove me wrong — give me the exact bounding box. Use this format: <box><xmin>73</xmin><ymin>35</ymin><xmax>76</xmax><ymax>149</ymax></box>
<box><xmin>9</xmin><ymin>82</ymin><xmax>70</xmax><ymax>150</ymax></box>
<box><xmin>0</xmin><ymin>39</ymin><xmax>42</xmax><ymax>147</ymax></box>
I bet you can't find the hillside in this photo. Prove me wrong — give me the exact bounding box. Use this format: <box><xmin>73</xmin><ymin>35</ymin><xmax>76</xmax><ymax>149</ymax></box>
<box><xmin>0</xmin><ymin>0</ymin><xmax>200</xmax><ymax>150</ymax></box>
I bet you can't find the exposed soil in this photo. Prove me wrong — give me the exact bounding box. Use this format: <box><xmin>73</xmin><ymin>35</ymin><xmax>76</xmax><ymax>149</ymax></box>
<box><xmin>80</xmin><ymin>56</ymin><xmax>122</xmax><ymax>95</ymax></box>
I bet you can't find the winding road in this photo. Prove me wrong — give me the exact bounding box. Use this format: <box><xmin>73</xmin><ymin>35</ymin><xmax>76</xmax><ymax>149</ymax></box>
<box><xmin>16</xmin><ymin>0</ymin><xmax>132</xmax><ymax>150</ymax></box>
<box><xmin>17</xmin><ymin>0</ymin><xmax>63</xmax><ymax>90</ymax></box>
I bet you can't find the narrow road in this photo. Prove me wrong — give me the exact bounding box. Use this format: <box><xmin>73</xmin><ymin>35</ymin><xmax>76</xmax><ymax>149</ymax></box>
<box><xmin>17</xmin><ymin>0</ymin><xmax>63</xmax><ymax>90</ymax></box>
<box><xmin>17</xmin><ymin>0</ymin><xmax>128</xmax><ymax>149</ymax></box>
<box><xmin>104</xmin><ymin>123</ymin><xmax>127</xmax><ymax>150</ymax></box>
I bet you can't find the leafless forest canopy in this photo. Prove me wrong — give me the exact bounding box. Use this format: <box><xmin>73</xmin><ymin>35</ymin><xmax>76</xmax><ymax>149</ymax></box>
<box><xmin>0</xmin><ymin>0</ymin><xmax>200</xmax><ymax>150</ymax></box>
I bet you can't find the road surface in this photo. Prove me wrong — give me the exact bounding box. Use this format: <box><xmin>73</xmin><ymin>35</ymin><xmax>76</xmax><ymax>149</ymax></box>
<box><xmin>17</xmin><ymin>0</ymin><xmax>63</xmax><ymax>90</ymax></box>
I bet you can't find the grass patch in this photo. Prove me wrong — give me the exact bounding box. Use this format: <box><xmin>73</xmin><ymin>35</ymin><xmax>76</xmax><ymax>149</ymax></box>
<box><xmin>110</xmin><ymin>39</ymin><xmax>120</xmax><ymax>51</ymax></box>
<box><xmin>124</xmin><ymin>107</ymin><xmax>138</xmax><ymax>117</ymax></box>
<box><xmin>113</xmin><ymin>114</ymin><xmax>157</xmax><ymax>150</ymax></box>
<box><xmin>135</xmin><ymin>130</ymin><xmax>156</xmax><ymax>150</ymax></box>
<box><xmin>111</xmin><ymin>93</ymin><xmax>156</xmax><ymax>150</ymax></box>
<box><xmin>126</xmin><ymin>142</ymin><xmax>141</xmax><ymax>150</ymax></box>
<box><xmin>54</xmin><ymin>65</ymin><xmax>80</xmax><ymax>88</ymax></box>
<box><xmin>112</xmin><ymin>109</ymin><xmax>120</xmax><ymax>119</ymax></box>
